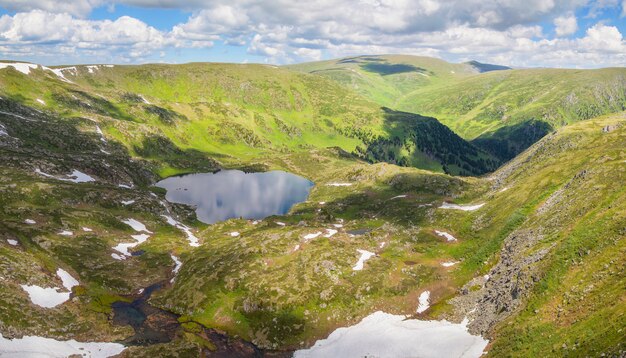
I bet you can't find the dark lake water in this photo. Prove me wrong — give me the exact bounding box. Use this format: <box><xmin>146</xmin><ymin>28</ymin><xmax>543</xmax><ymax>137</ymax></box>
<box><xmin>155</xmin><ymin>170</ymin><xmax>314</xmax><ymax>224</ymax></box>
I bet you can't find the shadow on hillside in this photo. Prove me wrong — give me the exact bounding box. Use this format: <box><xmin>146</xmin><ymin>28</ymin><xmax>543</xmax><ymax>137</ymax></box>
<box><xmin>471</xmin><ymin>119</ymin><xmax>553</xmax><ymax>162</ymax></box>
<box><xmin>351</xmin><ymin>108</ymin><xmax>500</xmax><ymax>176</ymax></box>
<box><xmin>0</xmin><ymin>98</ymin><xmax>221</xmax><ymax>184</ymax></box>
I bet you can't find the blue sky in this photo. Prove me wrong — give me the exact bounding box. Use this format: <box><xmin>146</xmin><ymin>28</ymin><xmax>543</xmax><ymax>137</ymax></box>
<box><xmin>0</xmin><ymin>0</ymin><xmax>624</xmax><ymax>68</ymax></box>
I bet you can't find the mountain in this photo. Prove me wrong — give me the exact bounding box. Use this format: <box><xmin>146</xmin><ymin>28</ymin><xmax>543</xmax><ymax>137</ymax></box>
<box><xmin>464</xmin><ymin>60</ymin><xmax>512</xmax><ymax>73</ymax></box>
<box><xmin>0</xmin><ymin>61</ymin><xmax>497</xmax><ymax>176</ymax></box>
<box><xmin>292</xmin><ymin>55</ymin><xmax>626</xmax><ymax>161</ymax></box>
<box><xmin>0</xmin><ymin>59</ymin><xmax>624</xmax><ymax>357</ymax></box>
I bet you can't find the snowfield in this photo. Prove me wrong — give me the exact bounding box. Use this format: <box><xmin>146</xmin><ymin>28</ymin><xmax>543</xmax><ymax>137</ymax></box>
<box><xmin>439</xmin><ymin>202</ymin><xmax>485</xmax><ymax>211</ymax></box>
<box><xmin>416</xmin><ymin>291</ymin><xmax>431</xmax><ymax>313</ymax></box>
<box><xmin>352</xmin><ymin>249</ymin><xmax>375</xmax><ymax>271</ymax></box>
<box><xmin>20</xmin><ymin>269</ymin><xmax>79</xmax><ymax>308</ymax></box>
<box><xmin>0</xmin><ymin>333</ymin><xmax>126</xmax><ymax>358</ymax></box>
<box><xmin>35</xmin><ymin>169</ymin><xmax>95</xmax><ymax>183</ymax></box>
<box><xmin>162</xmin><ymin>215</ymin><xmax>200</xmax><ymax>247</ymax></box>
<box><xmin>121</xmin><ymin>218</ymin><xmax>152</xmax><ymax>233</ymax></box>
<box><xmin>293</xmin><ymin>311</ymin><xmax>488</xmax><ymax>358</ymax></box>
<box><xmin>435</xmin><ymin>230</ymin><xmax>457</xmax><ymax>242</ymax></box>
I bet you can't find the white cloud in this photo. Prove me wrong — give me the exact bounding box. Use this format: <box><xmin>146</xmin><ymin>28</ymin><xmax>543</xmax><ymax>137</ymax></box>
<box><xmin>554</xmin><ymin>13</ymin><xmax>578</xmax><ymax>36</ymax></box>
<box><xmin>0</xmin><ymin>1</ymin><xmax>624</xmax><ymax>68</ymax></box>
<box><xmin>0</xmin><ymin>0</ymin><xmax>102</xmax><ymax>17</ymax></box>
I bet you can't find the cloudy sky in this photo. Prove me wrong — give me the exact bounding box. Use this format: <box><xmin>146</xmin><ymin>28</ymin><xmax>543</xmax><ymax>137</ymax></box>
<box><xmin>0</xmin><ymin>0</ymin><xmax>624</xmax><ymax>68</ymax></box>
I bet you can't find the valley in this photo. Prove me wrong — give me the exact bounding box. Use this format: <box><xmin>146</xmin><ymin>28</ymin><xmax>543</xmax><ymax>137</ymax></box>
<box><xmin>0</xmin><ymin>57</ymin><xmax>624</xmax><ymax>357</ymax></box>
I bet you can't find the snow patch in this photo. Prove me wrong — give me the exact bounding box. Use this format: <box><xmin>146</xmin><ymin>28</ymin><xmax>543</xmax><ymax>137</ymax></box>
<box><xmin>416</xmin><ymin>291</ymin><xmax>430</xmax><ymax>313</ymax></box>
<box><xmin>36</xmin><ymin>98</ymin><xmax>45</xmax><ymax>105</ymax></box>
<box><xmin>35</xmin><ymin>169</ymin><xmax>95</xmax><ymax>183</ymax></box>
<box><xmin>24</xmin><ymin>219</ymin><xmax>36</xmax><ymax>225</ymax></box>
<box><xmin>0</xmin><ymin>62</ymin><xmax>39</xmax><ymax>75</ymax></box>
<box><xmin>229</xmin><ymin>231</ymin><xmax>240</xmax><ymax>237</ymax></box>
<box><xmin>441</xmin><ymin>261</ymin><xmax>459</xmax><ymax>267</ymax></box>
<box><xmin>121</xmin><ymin>218</ymin><xmax>152</xmax><ymax>233</ymax></box>
<box><xmin>20</xmin><ymin>269</ymin><xmax>78</xmax><ymax>308</ymax></box>
<box><xmin>139</xmin><ymin>95</ymin><xmax>151</xmax><ymax>104</ymax></box>
<box><xmin>379</xmin><ymin>241</ymin><xmax>386</xmax><ymax>249</ymax></box>
<box><xmin>0</xmin><ymin>333</ymin><xmax>126</xmax><ymax>358</ymax></box>
<box><xmin>82</xmin><ymin>227</ymin><xmax>93</xmax><ymax>232</ymax></box>
<box><xmin>161</xmin><ymin>215</ymin><xmax>199</xmax><ymax>247</ymax></box>
<box><xmin>170</xmin><ymin>254</ymin><xmax>182</xmax><ymax>283</ymax></box>
<box><xmin>121</xmin><ymin>200</ymin><xmax>135</xmax><ymax>205</ymax></box>
<box><xmin>276</xmin><ymin>221</ymin><xmax>286</xmax><ymax>226</ymax></box>
<box><xmin>113</xmin><ymin>233</ymin><xmax>150</xmax><ymax>257</ymax></box>
<box><xmin>303</xmin><ymin>232</ymin><xmax>322</xmax><ymax>241</ymax></box>
<box><xmin>293</xmin><ymin>244</ymin><xmax>300</xmax><ymax>252</ymax></box>
<box><xmin>333</xmin><ymin>224</ymin><xmax>343</xmax><ymax>228</ymax></box>
<box><xmin>58</xmin><ymin>230</ymin><xmax>73</xmax><ymax>236</ymax></box>
<box><xmin>324</xmin><ymin>229</ymin><xmax>337</xmax><ymax>238</ymax></box>
<box><xmin>6</xmin><ymin>239</ymin><xmax>17</xmax><ymax>246</ymax></box>
<box><xmin>439</xmin><ymin>202</ymin><xmax>485</xmax><ymax>211</ymax></box>
<box><xmin>352</xmin><ymin>249</ymin><xmax>375</xmax><ymax>271</ymax></box>
<box><xmin>118</xmin><ymin>183</ymin><xmax>133</xmax><ymax>189</ymax></box>
<box><xmin>293</xmin><ymin>311</ymin><xmax>488</xmax><ymax>358</ymax></box>
<box><xmin>0</xmin><ymin>123</ymin><xmax>7</xmax><ymax>136</ymax></box>
<box><xmin>327</xmin><ymin>182</ymin><xmax>353</xmax><ymax>187</ymax></box>
<box><xmin>56</xmin><ymin>269</ymin><xmax>79</xmax><ymax>291</ymax></box>
<box><xmin>435</xmin><ymin>230</ymin><xmax>457</xmax><ymax>242</ymax></box>
<box><xmin>390</xmin><ymin>195</ymin><xmax>407</xmax><ymax>200</ymax></box>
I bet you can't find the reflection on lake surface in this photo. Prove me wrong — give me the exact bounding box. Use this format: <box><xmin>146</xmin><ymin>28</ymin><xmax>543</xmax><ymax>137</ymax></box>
<box><xmin>155</xmin><ymin>170</ymin><xmax>314</xmax><ymax>224</ymax></box>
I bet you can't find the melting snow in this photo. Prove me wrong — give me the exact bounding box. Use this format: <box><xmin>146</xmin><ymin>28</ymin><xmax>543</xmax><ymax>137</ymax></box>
<box><xmin>352</xmin><ymin>249</ymin><xmax>375</xmax><ymax>271</ymax></box>
<box><xmin>162</xmin><ymin>215</ymin><xmax>200</xmax><ymax>247</ymax></box>
<box><xmin>118</xmin><ymin>184</ymin><xmax>133</xmax><ymax>189</ymax></box>
<box><xmin>170</xmin><ymin>254</ymin><xmax>182</xmax><ymax>283</ymax></box>
<box><xmin>416</xmin><ymin>291</ymin><xmax>431</xmax><ymax>313</ymax></box>
<box><xmin>333</xmin><ymin>224</ymin><xmax>343</xmax><ymax>228</ymax></box>
<box><xmin>56</xmin><ymin>269</ymin><xmax>79</xmax><ymax>291</ymax></box>
<box><xmin>111</xmin><ymin>253</ymin><xmax>125</xmax><ymax>261</ymax></box>
<box><xmin>113</xmin><ymin>233</ymin><xmax>150</xmax><ymax>257</ymax></box>
<box><xmin>20</xmin><ymin>269</ymin><xmax>78</xmax><ymax>308</ymax></box>
<box><xmin>24</xmin><ymin>219</ymin><xmax>36</xmax><ymax>224</ymax></box>
<box><xmin>36</xmin><ymin>98</ymin><xmax>45</xmax><ymax>105</ymax></box>
<box><xmin>293</xmin><ymin>311</ymin><xmax>488</xmax><ymax>358</ymax></box>
<box><xmin>439</xmin><ymin>202</ymin><xmax>485</xmax><ymax>211</ymax></box>
<box><xmin>327</xmin><ymin>183</ymin><xmax>353</xmax><ymax>187</ymax></box>
<box><xmin>442</xmin><ymin>261</ymin><xmax>459</xmax><ymax>267</ymax></box>
<box><xmin>229</xmin><ymin>231</ymin><xmax>240</xmax><ymax>237</ymax></box>
<box><xmin>293</xmin><ymin>244</ymin><xmax>300</xmax><ymax>251</ymax></box>
<box><xmin>138</xmin><ymin>94</ymin><xmax>151</xmax><ymax>104</ymax></box>
<box><xmin>276</xmin><ymin>221</ymin><xmax>286</xmax><ymax>226</ymax></box>
<box><xmin>58</xmin><ymin>230</ymin><xmax>73</xmax><ymax>236</ymax></box>
<box><xmin>82</xmin><ymin>227</ymin><xmax>93</xmax><ymax>232</ymax></box>
<box><xmin>379</xmin><ymin>242</ymin><xmax>386</xmax><ymax>249</ymax></box>
<box><xmin>0</xmin><ymin>123</ymin><xmax>7</xmax><ymax>136</ymax></box>
<box><xmin>390</xmin><ymin>195</ymin><xmax>407</xmax><ymax>200</ymax></box>
<box><xmin>0</xmin><ymin>333</ymin><xmax>126</xmax><ymax>358</ymax></box>
<box><xmin>35</xmin><ymin>169</ymin><xmax>95</xmax><ymax>183</ymax></box>
<box><xmin>0</xmin><ymin>62</ymin><xmax>40</xmax><ymax>75</ymax></box>
<box><xmin>121</xmin><ymin>200</ymin><xmax>135</xmax><ymax>205</ymax></box>
<box><xmin>121</xmin><ymin>218</ymin><xmax>152</xmax><ymax>233</ymax></box>
<box><xmin>324</xmin><ymin>229</ymin><xmax>338</xmax><ymax>238</ymax></box>
<box><xmin>303</xmin><ymin>232</ymin><xmax>322</xmax><ymax>241</ymax></box>
<box><xmin>319</xmin><ymin>201</ymin><xmax>326</xmax><ymax>205</ymax></box>
<box><xmin>6</xmin><ymin>239</ymin><xmax>17</xmax><ymax>246</ymax></box>
<box><xmin>435</xmin><ymin>230</ymin><xmax>457</xmax><ymax>242</ymax></box>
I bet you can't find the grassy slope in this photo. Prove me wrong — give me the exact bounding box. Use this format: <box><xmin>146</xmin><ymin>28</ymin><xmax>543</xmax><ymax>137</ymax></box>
<box><xmin>431</xmin><ymin>112</ymin><xmax>626</xmax><ymax>356</ymax></box>
<box><xmin>286</xmin><ymin>54</ymin><xmax>476</xmax><ymax>108</ymax></box>
<box><xmin>292</xmin><ymin>55</ymin><xmax>626</xmax><ymax>161</ymax></box>
<box><xmin>0</xmin><ymin>62</ymin><xmax>624</xmax><ymax>355</ymax></box>
<box><xmin>0</xmin><ymin>62</ymin><xmax>496</xmax><ymax>175</ymax></box>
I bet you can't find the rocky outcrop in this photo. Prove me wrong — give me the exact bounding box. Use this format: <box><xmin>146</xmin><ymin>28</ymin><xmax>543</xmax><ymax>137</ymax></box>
<box><xmin>448</xmin><ymin>228</ymin><xmax>554</xmax><ymax>336</ymax></box>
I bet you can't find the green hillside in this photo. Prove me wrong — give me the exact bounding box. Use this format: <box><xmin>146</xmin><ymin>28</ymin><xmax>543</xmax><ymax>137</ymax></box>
<box><xmin>292</xmin><ymin>55</ymin><xmax>626</xmax><ymax>161</ymax></box>
<box><xmin>0</xmin><ymin>62</ymin><xmax>496</xmax><ymax>175</ymax></box>
<box><xmin>0</xmin><ymin>60</ymin><xmax>624</xmax><ymax>356</ymax></box>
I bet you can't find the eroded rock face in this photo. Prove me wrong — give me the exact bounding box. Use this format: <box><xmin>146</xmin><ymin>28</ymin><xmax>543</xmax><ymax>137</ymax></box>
<box><xmin>448</xmin><ymin>229</ymin><xmax>553</xmax><ymax>336</ymax></box>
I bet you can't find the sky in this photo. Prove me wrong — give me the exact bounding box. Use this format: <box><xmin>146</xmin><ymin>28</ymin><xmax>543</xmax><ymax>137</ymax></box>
<box><xmin>0</xmin><ymin>0</ymin><xmax>624</xmax><ymax>68</ymax></box>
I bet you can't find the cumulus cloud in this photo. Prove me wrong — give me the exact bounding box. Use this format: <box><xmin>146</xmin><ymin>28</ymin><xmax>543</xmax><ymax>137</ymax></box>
<box><xmin>554</xmin><ymin>13</ymin><xmax>578</xmax><ymax>36</ymax></box>
<box><xmin>0</xmin><ymin>0</ymin><xmax>624</xmax><ymax>67</ymax></box>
